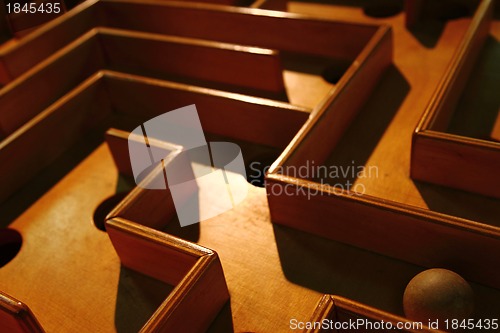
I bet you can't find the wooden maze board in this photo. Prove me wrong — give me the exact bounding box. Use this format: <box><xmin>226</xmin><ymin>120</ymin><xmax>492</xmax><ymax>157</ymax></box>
<box><xmin>0</xmin><ymin>0</ymin><xmax>499</xmax><ymax>332</ymax></box>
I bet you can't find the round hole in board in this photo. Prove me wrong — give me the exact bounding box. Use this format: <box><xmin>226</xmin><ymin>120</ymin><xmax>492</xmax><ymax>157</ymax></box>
<box><xmin>93</xmin><ymin>193</ymin><xmax>128</xmax><ymax>232</ymax></box>
<box><xmin>0</xmin><ymin>229</ymin><xmax>22</xmax><ymax>268</ymax></box>
<box><xmin>363</xmin><ymin>3</ymin><xmax>403</xmax><ymax>18</ymax></box>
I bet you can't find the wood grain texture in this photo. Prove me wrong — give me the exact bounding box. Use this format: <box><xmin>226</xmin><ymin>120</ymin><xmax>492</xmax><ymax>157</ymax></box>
<box><xmin>0</xmin><ymin>0</ymin><xmax>499</xmax><ymax>332</ymax></box>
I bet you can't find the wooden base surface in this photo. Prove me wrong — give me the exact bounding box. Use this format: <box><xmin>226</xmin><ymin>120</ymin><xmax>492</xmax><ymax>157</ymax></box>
<box><xmin>0</xmin><ymin>1</ymin><xmax>499</xmax><ymax>332</ymax></box>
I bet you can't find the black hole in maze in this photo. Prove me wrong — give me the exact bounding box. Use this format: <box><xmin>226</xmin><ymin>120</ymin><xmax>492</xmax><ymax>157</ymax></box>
<box><xmin>321</xmin><ymin>66</ymin><xmax>346</xmax><ymax>84</ymax></box>
<box><xmin>0</xmin><ymin>229</ymin><xmax>22</xmax><ymax>267</ymax></box>
<box><xmin>363</xmin><ymin>3</ymin><xmax>403</xmax><ymax>18</ymax></box>
<box><xmin>93</xmin><ymin>193</ymin><xmax>128</xmax><ymax>232</ymax></box>
<box><xmin>246</xmin><ymin>154</ymin><xmax>277</xmax><ymax>188</ymax></box>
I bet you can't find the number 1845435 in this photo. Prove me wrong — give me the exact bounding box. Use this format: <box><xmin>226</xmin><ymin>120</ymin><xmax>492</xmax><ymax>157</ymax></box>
<box><xmin>6</xmin><ymin>2</ymin><xmax>61</xmax><ymax>14</ymax></box>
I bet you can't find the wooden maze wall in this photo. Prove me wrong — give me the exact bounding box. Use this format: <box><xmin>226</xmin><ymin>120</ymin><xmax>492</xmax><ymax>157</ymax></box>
<box><xmin>0</xmin><ymin>0</ymin><xmax>499</xmax><ymax>332</ymax></box>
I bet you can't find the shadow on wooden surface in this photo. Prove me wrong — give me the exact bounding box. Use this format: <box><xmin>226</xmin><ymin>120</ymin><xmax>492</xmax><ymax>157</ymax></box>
<box><xmin>272</xmin><ymin>222</ymin><xmax>420</xmax><ymax>316</ymax></box>
<box><xmin>413</xmin><ymin>180</ymin><xmax>500</xmax><ymax>227</ymax></box>
<box><xmin>446</xmin><ymin>36</ymin><xmax>500</xmax><ymax>140</ymax></box>
<box><xmin>206</xmin><ymin>300</ymin><xmax>234</xmax><ymax>333</ymax></box>
<box><xmin>316</xmin><ymin>65</ymin><xmax>409</xmax><ymax>186</ymax></box>
<box><xmin>272</xmin><ymin>222</ymin><xmax>500</xmax><ymax>321</ymax></box>
<box><xmin>0</xmin><ymin>130</ymin><xmax>103</xmax><ymax>228</ymax></box>
<box><xmin>162</xmin><ymin>215</ymin><xmax>201</xmax><ymax>244</ymax></box>
<box><xmin>114</xmin><ymin>267</ymin><xmax>174</xmax><ymax>333</ymax></box>
<box><xmin>285</xmin><ymin>0</ymin><xmax>404</xmax><ymax>17</ymax></box>
<box><xmin>408</xmin><ymin>0</ymin><xmax>476</xmax><ymax>48</ymax></box>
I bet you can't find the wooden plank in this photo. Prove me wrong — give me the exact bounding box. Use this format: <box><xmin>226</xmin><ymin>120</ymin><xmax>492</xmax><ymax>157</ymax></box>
<box><xmin>101</xmin><ymin>0</ymin><xmax>377</xmax><ymax>59</ymax></box>
<box><xmin>103</xmin><ymin>71</ymin><xmax>309</xmax><ymax>149</ymax></box>
<box><xmin>0</xmin><ymin>0</ymin><xmax>380</xmax><ymax>85</ymax></box>
<box><xmin>265</xmin><ymin>0</ymin><xmax>500</xmax><ymax>290</ymax></box>
<box><xmin>0</xmin><ymin>0</ymin><xmax>99</xmax><ymax>84</ymax></box>
<box><xmin>0</xmin><ymin>30</ymin><xmax>104</xmax><ymax>136</ymax></box>
<box><xmin>0</xmin><ymin>1</ymin><xmax>498</xmax><ymax>332</ymax></box>
<box><xmin>105</xmin><ymin>127</ymin><xmax>183</xmax><ymax>178</ymax></box>
<box><xmin>283</xmin><ymin>25</ymin><xmax>392</xmax><ymax>167</ymax></box>
<box><xmin>106</xmin><ymin>217</ymin><xmax>229</xmax><ymax>333</ymax></box>
<box><xmin>411</xmin><ymin>0</ymin><xmax>500</xmax><ymax>198</ymax></box>
<box><xmin>0</xmin><ymin>292</ymin><xmax>44</xmax><ymax>333</ymax></box>
<box><xmin>419</xmin><ymin>0</ymin><xmax>493</xmax><ymax>132</ymax></box>
<box><xmin>0</xmin><ymin>27</ymin><xmax>285</xmax><ymax>136</ymax></box>
<box><xmin>97</xmin><ymin>27</ymin><xmax>285</xmax><ymax>96</ymax></box>
<box><xmin>0</xmin><ymin>72</ymin><xmax>108</xmax><ymax>203</ymax></box>
<box><xmin>266</xmin><ymin>172</ymin><xmax>500</xmax><ymax>289</ymax></box>
<box><xmin>105</xmin><ymin>133</ymin><xmax>189</xmax><ymax>231</ymax></box>
<box><xmin>412</xmin><ymin>132</ymin><xmax>500</xmax><ymax>199</ymax></box>
<box><xmin>304</xmin><ymin>295</ymin><xmax>446</xmax><ymax>333</ymax></box>
<box><xmin>0</xmin><ymin>66</ymin><xmax>305</xmax><ymax>206</ymax></box>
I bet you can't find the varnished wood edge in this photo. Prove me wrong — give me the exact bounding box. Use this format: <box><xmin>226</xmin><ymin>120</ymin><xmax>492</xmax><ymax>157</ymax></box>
<box><xmin>304</xmin><ymin>294</ymin><xmax>446</xmax><ymax>333</ymax></box>
<box><xmin>106</xmin><ymin>217</ymin><xmax>212</xmax><ymax>262</ymax></box>
<box><xmin>331</xmin><ymin>295</ymin><xmax>446</xmax><ymax>333</ymax></box>
<box><xmin>0</xmin><ymin>26</ymin><xmax>283</xmax><ymax>94</ymax></box>
<box><xmin>414</xmin><ymin>0</ymin><xmax>494</xmax><ymax>136</ymax></box>
<box><xmin>97</xmin><ymin>26</ymin><xmax>277</xmax><ymax>56</ymax></box>
<box><xmin>0</xmin><ymin>0</ymin><xmax>99</xmax><ymax>55</ymax></box>
<box><xmin>303</xmin><ymin>295</ymin><xmax>334</xmax><ymax>333</ymax></box>
<box><xmin>101</xmin><ymin>70</ymin><xmax>310</xmax><ymax>115</ymax></box>
<box><xmin>409</xmin><ymin>0</ymin><xmax>498</xmax><ymax>197</ymax></box>
<box><xmin>0</xmin><ymin>71</ymin><xmax>103</xmax><ymax>149</ymax></box>
<box><xmin>0</xmin><ymin>67</ymin><xmax>308</xmax><ymax>202</ymax></box>
<box><xmin>105</xmin><ymin>155</ymin><xmax>183</xmax><ymax>223</ymax></box>
<box><xmin>0</xmin><ymin>27</ymin><xmax>99</xmax><ymax>96</ymax></box>
<box><xmin>105</xmin><ymin>127</ymin><xmax>184</xmax><ymax>177</ymax></box>
<box><xmin>415</xmin><ymin>129</ymin><xmax>500</xmax><ymax>151</ymax></box>
<box><xmin>265</xmin><ymin>173</ymin><xmax>500</xmax><ymax>239</ymax></box>
<box><xmin>106</xmin><ymin>217</ymin><xmax>229</xmax><ymax>333</ymax></box>
<box><xmin>140</xmin><ymin>254</ymin><xmax>228</xmax><ymax>332</ymax></box>
<box><xmin>0</xmin><ymin>292</ymin><xmax>45</xmax><ymax>333</ymax></box>
<box><xmin>268</xmin><ymin>24</ymin><xmax>393</xmax><ymax>173</ymax></box>
<box><xmin>100</xmin><ymin>0</ymin><xmax>382</xmax><ymax>29</ymax></box>
<box><xmin>0</xmin><ymin>0</ymin><xmax>382</xmax><ymax>82</ymax></box>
